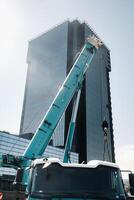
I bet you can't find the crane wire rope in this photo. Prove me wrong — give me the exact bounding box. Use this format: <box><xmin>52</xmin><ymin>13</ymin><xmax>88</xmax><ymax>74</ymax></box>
<box><xmin>100</xmin><ymin>52</ymin><xmax>111</xmax><ymax>161</ymax></box>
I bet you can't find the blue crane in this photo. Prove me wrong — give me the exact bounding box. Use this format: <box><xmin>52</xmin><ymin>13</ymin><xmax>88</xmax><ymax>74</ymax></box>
<box><xmin>0</xmin><ymin>36</ymin><xmax>134</xmax><ymax>200</ymax></box>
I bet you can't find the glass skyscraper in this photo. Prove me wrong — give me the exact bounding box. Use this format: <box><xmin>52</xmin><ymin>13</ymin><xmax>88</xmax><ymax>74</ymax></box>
<box><xmin>20</xmin><ymin>20</ymin><xmax>115</xmax><ymax>163</ymax></box>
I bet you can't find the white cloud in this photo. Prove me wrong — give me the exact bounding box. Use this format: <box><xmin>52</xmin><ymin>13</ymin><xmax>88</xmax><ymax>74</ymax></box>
<box><xmin>115</xmin><ymin>145</ymin><xmax>134</xmax><ymax>179</ymax></box>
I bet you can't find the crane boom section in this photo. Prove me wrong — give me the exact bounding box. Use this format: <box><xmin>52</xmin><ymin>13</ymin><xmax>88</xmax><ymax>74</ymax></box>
<box><xmin>23</xmin><ymin>40</ymin><xmax>98</xmax><ymax>159</ymax></box>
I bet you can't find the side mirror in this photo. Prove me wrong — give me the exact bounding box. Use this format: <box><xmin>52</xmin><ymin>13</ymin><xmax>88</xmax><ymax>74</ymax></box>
<box><xmin>13</xmin><ymin>168</ymin><xmax>24</xmax><ymax>191</ymax></box>
<box><xmin>129</xmin><ymin>173</ymin><xmax>134</xmax><ymax>195</ymax></box>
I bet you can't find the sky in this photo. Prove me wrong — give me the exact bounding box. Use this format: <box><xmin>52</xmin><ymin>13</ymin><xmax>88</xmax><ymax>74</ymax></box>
<box><xmin>0</xmin><ymin>0</ymin><xmax>134</xmax><ymax>173</ymax></box>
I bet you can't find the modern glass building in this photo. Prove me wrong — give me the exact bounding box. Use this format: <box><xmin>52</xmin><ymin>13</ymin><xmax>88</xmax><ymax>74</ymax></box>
<box><xmin>0</xmin><ymin>131</ymin><xmax>78</xmax><ymax>190</ymax></box>
<box><xmin>19</xmin><ymin>20</ymin><xmax>115</xmax><ymax>163</ymax></box>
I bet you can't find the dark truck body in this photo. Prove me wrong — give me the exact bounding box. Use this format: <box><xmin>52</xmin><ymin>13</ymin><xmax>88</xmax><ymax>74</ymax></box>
<box><xmin>27</xmin><ymin>158</ymin><xmax>127</xmax><ymax>200</ymax></box>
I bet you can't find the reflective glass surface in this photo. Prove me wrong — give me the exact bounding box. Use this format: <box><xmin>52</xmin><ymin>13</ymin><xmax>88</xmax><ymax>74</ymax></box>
<box><xmin>84</xmin><ymin>24</ymin><xmax>114</xmax><ymax>162</ymax></box>
<box><xmin>0</xmin><ymin>131</ymin><xmax>78</xmax><ymax>176</ymax></box>
<box><xmin>19</xmin><ymin>20</ymin><xmax>115</xmax><ymax>162</ymax></box>
<box><xmin>20</xmin><ymin>22</ymin><xmax>69</xmax><ymax>146</ymax></box>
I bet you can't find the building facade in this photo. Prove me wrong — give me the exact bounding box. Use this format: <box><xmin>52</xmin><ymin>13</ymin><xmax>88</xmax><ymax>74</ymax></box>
<box><xmin>0</xmin><ymin>131</ymin><xmax>78</xmax><ymax>190</ymax></box>
<box><xmin>19</xmin><ymin>20</ymin><xmax>115</xmax><ymax>163</ymax></box>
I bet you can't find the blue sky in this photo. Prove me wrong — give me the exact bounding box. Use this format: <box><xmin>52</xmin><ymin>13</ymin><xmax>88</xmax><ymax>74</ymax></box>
<box><xmin>0</xmin><ymin>0</ymin><xmax>134</xmax><ymax>171</ymax></box>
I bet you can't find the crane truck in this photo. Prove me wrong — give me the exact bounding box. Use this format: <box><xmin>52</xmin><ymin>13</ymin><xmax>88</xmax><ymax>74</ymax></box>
<box><xmin>0</xmin><ymin>35</ymin><xmax>134</xmax><ymax>200</ymax></box>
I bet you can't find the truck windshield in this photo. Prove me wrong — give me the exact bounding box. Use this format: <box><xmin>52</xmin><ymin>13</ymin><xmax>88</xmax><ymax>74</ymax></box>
<box><xmin>30</xmin><ymin>163</ymin><xmax>125</xmax><ymax>199</ymax></box>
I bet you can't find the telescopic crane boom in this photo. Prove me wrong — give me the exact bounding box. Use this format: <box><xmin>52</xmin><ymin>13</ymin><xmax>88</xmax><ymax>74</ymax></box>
<box><xmin>23</xmin><ymin>35</ymin><xmax>102</xmax><ymax>159</ymax></box>
<box><xmin>0</xmin><ymin>36</ymin><xmax>134</xmax><ymax>200</ymax></box>
<box><xmin>0</xmin><ymin>35</ymin><xmax>102</xmax><ymax>185</ymax></box>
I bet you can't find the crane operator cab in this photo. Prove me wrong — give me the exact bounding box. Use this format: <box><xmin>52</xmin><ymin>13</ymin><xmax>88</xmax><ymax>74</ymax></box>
<box><xmin>26</xmin><ymin>158</ymin><xmax>127</xmax><ymax>200</ymax></box>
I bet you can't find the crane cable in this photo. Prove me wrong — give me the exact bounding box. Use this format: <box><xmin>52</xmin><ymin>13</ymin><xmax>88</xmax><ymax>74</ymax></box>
<box><xmin>100</xmin><ymin>54</ymin><xmax>111</xmax><ymax>161</ymax></box>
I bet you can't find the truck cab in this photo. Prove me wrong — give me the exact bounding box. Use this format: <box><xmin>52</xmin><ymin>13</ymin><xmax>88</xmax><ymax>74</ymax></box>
<box><xmin>27</xmin><ymin>158</ymin><xmax>127</xmax><ymax>200</ymax></box>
